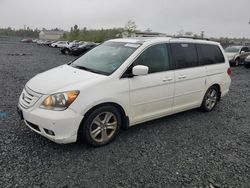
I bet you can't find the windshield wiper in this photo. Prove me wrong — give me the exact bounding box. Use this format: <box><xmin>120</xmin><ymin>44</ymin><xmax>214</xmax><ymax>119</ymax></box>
<box><xmin>72</xmin><ymin>65</ymin><xmax>108</xmax><ymax>75</ymax></box>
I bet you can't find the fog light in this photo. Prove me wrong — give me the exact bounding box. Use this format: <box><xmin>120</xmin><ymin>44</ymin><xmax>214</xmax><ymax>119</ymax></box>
<box><xmin>44</xmin><ymin>128</ymin><xmax>55</xmax><ymax>136</ymax></box>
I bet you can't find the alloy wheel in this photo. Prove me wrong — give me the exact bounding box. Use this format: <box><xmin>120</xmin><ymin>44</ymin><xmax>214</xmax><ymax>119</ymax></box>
<box><xmin>205</xmin><ymin>89</ymin><xmax>217</xmax><ymax>110</ymax></box>
<box><xmin>90</xmin><ymin>112</ymin><xmax>118</xmax><ymax>143</ymax></box>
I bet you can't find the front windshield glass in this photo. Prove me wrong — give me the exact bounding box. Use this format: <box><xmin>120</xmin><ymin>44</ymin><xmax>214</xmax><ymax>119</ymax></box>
<box><xmin>71</xmin><ymin>42</ymin><xmax>140</xmax><ymax>75</ymax></box>
<box><xmin>224</xmin><ymin>46</ymin><xmax>241</xmax><ymax>53</ymax></box>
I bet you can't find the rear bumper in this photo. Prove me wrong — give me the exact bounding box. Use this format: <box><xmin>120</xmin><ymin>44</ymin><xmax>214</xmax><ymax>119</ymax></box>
<box><xmin>18</xmin><ymin>103</ymin><xmax>83</xmax><ymax>144</ymax></box>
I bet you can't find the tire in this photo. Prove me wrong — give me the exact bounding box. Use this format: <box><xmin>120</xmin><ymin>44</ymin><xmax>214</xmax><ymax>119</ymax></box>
<box><xmin>201</xmin><ymin>86</ymin><xmax>219</xmax><ymax>112</ymax></box>
<box><xmin>79</xmin><ymin>105</ymin><xmax>121</xmax><ymax>147</ymax></box>
<box><xmin>235</xmin><ymin>58</ymin><xmax>240</xmax><ymax>66</ymax></box>
<box><xmin>245</xmin><ymin>64</ymin><xmax>250</xmax><ymax>69</ymax></box>
<box><xmin>65</xmin><ymin>49</ymin><xmax>70</xmax><ymax>55</ymax></box>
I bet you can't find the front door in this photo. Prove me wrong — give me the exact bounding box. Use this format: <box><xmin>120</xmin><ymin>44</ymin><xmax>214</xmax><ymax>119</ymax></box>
<box><xmin>128</xmin><ymin>43</ymin><xmax>174</xmax><ymax>124</ymax></box>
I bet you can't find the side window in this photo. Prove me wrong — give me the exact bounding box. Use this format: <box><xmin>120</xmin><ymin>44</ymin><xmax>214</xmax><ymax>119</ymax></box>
<box><xmin>197</xmin><ymin>44</ymin><xmax>225</xmax><ymax>65</ymax></box>
<box><xmin>171</xmin><ymin>43</ymin><xmax>198</xmax><ymax>69</ymax></box>
<box><xmin>133</xmin><ymin>44</ymin><xmax>170</xmax><ymax>73</ymax></box>
<box><xmin>242</xmin><ymin>47</ymin><xmax>249</xmax><ymax>52</ymax></box>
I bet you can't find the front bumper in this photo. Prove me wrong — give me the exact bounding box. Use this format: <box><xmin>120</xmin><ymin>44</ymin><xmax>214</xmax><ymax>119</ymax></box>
<box><xmin>244</xmin><ymin>60</ymin><xmax>250</xmax><ymax>65</ymax></box>
<box><xmin>18</xmin><ymin>103</ymin><xmax>83</xmax><ymax>144</ymax></box>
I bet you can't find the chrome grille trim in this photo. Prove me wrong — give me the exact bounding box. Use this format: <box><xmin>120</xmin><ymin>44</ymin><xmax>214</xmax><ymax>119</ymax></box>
<box><xmin>19</xmin><ymin>87</ymin><xmax>42</xmax><ymax>109</ymax></box>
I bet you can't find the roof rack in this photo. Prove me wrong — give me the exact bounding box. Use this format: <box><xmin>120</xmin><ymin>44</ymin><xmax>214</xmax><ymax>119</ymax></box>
<box><xmin>170</xmin><ymin>35</ymin><xmax>210</xmax><ymax>41</ymax></box>
<box><xmin>134</xmin><ymin>34</ymin><xmax>210</xmax><ymax>41</ymax></box>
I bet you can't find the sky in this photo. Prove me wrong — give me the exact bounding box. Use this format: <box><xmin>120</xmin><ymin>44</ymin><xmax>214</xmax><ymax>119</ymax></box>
<box><xmin>0</xmin><ymin>0</ymin><xmax>250</xmax><ymax>38</ymax></box>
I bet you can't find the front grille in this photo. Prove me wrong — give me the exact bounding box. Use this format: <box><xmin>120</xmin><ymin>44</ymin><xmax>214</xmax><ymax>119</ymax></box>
<box><xmin>19</xmin><ymin>87</ymin><xmax>42</xmax><ymax>109</ymax></box>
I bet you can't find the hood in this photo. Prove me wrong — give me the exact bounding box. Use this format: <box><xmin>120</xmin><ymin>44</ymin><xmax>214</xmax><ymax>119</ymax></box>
<box><xmin>225</xmin><ymin>52</ymin><xmax>237</xmax><ymax>57</ymax></box>
<box><xmin>225</xmin><ymin>52</ymin><xmax>236</xmax><ymax>59</ymax></box>
<box><xmin>26</xmin><ymin>64</ymin><xmax>105</xmax><ymax>94</ymax></box>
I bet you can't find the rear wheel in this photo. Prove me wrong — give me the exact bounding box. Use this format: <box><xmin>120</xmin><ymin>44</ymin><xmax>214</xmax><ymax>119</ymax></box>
<box><xmin>201</xmin><ymin>86</ymin><xmax>219</xmax><ymax>112</ymax></box>
<box><xmin>79</xmin><ymin>105</ymin><xmax>121</xmax><ymax>147</ymax></box>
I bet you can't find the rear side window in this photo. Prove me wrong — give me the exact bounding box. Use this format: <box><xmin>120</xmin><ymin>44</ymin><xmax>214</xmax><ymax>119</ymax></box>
<box><xmin>171</xmin><ymin>43</ymin><xmax>198</xmax><ymax>69</ymax></box>
<box><xmin>197</xmin><ymin>44</ymin><xmax>225</xmax><ymax>65</ymax></box>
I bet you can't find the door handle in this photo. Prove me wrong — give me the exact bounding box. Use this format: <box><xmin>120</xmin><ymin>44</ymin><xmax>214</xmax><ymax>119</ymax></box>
<box><xmin>178</xmin><ymin>75</ymin><xmax>187</xmax><ymax>79</ymax></box>
<box><xmin>162</xmin><ymin>77</ymin><xmax>173</xmax><ymax>82</ymax></box>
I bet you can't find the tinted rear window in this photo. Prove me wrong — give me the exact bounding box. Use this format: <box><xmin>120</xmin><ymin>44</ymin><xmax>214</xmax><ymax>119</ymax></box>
<box><xmin>197</xmin><ymin>44</ymin><xmax>225</xmax><ymax>65</ymax></box>
<box><xmin>171</xmin><ymin>43</ymin><xmax>198</xmax><ymax>69</ymax></box>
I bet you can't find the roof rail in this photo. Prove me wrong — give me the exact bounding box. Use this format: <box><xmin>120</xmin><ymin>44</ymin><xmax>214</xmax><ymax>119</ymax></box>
<box><xmin>133</xmin><ymin>34</ymin><xmax>210</xmax><ymax>41</ymax></box>
<box><xmin>171</xmin><ymin>35</ymin><xmax>210</xmax><ymax>41</ymax></box>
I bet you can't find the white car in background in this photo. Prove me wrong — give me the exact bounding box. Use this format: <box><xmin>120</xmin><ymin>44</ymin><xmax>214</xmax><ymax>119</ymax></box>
<box><xmin>224</xmin><ymin>46</ymin><xmax>250</xmax><ymax>66</ymax></box>
<box><xmin>18</xmin><ymin>37</ymin><xmax>231</xmax><ymax>147</ymax></box>
<box><xmin>51</xmin><ymin>41</ymin><xmax>69</xmax><ymax>48</ymax></box>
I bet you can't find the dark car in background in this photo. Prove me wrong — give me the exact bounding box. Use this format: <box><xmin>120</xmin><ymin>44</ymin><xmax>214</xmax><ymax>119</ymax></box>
<box><xmin>60</xmin><ymin>41</ymin><xmax>82</xmax><ymax>54</ymax></box>
<box><xmin>20</xmin><ymin>38</ymin><xmax>33</xmax><ymax>43</ymax></box>
<box><xmin>244</xmin><ymin>55</ymin><xmax>250</xmax><ymax>68</ymax></box>
<box><xmin>70</xmin><ymin>43</ymin><xmax>98</xmax><ymax>56</ymax></box>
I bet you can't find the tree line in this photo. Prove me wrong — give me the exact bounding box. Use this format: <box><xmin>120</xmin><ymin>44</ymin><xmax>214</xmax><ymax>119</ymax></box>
<box><xmin>62</xmin><ymin>21</ymin><xmax>137</xmax><ymax>42</ymax></box>
<box><xmin>0</xmin><ymin>21</ymin><xmax>249</xmax><ymax>46</ymax></box>
<box><xmin>0</xmin><ymin>27</ymin><xmax>39</xmax><ymax>38</ymax></box>
<box><xmin>62</xmin><ymin>25</ymin><xmax>124</xmax><ymax>43</ymax></box>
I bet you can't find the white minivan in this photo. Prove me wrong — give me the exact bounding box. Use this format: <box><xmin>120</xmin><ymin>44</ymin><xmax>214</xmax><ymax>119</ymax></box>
<box><xmin>17</xmin><ymin>37</ymin><xmax>231</xmax><ymax>146</ymax></box>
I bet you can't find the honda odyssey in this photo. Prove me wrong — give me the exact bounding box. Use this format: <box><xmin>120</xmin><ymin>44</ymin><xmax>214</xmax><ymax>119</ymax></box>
<box><xmin>18</xmin><ymin>37</ymin><xmax>231</xmax><ymax>146</ymax></box>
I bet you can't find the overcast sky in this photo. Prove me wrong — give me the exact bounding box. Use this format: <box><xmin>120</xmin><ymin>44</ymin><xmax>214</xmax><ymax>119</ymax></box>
<box><xmin>0</xmin><ymin>0</ymin><xmax>250</xmax><ymax>38</ymax></box>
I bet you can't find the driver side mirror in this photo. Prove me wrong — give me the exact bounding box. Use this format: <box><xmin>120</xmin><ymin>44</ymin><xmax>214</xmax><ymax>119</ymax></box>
<box><xmin>132</xmin><ymin>65</ymin><xmax>149</xmax><ymax>76</ymax></box>
<box><xmin>241</xmin><ymin>51</ymin><xmax>245</xmax><ymax>54</ymax></box>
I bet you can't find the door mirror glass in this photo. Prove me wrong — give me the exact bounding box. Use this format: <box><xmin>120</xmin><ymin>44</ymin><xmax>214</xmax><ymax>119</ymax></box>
<box><xmin>132</xmin><ymin>65</ymin><xmax>149</xmax><ymax>76</ymax></box>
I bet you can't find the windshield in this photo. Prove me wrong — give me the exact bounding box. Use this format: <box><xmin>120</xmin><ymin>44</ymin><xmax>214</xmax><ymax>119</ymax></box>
<box><xmin>224</xmin><ymin>46</ymin><xmax>241</xmax><ymax>53</ymax></box>
<box><xmin>71</xmin><ymin>42</ymin><xmax>140</xmax><ymax>75</ymax></box>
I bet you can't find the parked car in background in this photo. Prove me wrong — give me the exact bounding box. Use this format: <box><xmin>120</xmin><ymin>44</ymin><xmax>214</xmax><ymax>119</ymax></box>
<box><xmin>244</xmin><ymin>55</ymin><xmax>250</xmax><ymax>68</ymax></box>
<box><xmin>42</xmin><ymin>40</ymin><xmax>53</xmax><ymax>46</ymax></box>
<box><xmin>60</xmin><ymin>41</ymin><xmax>83</xmax><ymax>54</ymax></box>
<box><xmin>18</xmin><ymin>37</ymin><xmax>231</xmax><ymax>147</ymax></box>
<box><xmin>32</xmin><ymin>39</ymin><xmax>39</xmax><ymax>43</ymax></box>
<box><xmin>51</xmin><ymin>41</ymin><xmax>69</xmax><ymax>48</ymax></box>
<box><xmin>37</xmin><ymin>40</ymin><xmax>45</xmax><ymax>45</ymax></box>
<box><xmin>70</xmin><ymin>43</ymin><xmax>98</xmax><ymax>56</ymax></box>
<box><xmin>224</xmin><ymin>46</ymin><xmax>250</xmax><ymax>66</ymax></box>
<box><xmin>20</xmin><ymin>38</ymin><xmax>33</xmax><ymax>43</ymax></box>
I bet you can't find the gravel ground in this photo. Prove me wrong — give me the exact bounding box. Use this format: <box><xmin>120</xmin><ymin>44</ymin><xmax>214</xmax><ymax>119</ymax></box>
<box><xmin>0</xmin><ymin>37</ymin><xmax>250</xmax><ymax>188</ymax></box>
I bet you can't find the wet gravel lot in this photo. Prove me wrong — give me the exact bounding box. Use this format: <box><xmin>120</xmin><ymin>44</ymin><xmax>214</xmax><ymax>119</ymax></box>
<box><xmin>1</xmin><ymin>37</ymin><xmax>250</xmax><ymax>188</ymax></box>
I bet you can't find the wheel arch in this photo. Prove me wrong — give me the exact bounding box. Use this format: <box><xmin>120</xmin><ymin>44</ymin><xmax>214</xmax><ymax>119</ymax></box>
<box><xmin>77</xmin><ymin>102</ymin><xmax>129</xmax><ymax>141</ymax></box>
<box><xmin>209</xmin><ymin>84</ymin><xmax>221</xmax><ymax>101</ymax></box>
<box><xmin>234</xmin><ymin>55</ymin><xmax>240</xmax><ymax>61</ymax></box>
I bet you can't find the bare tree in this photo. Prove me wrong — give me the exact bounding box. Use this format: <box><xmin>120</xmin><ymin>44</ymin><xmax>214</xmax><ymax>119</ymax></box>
<box><xmin>124</xmin><ymin>20</ymin><xmax>137</xmax><ymax>37</ymax></box>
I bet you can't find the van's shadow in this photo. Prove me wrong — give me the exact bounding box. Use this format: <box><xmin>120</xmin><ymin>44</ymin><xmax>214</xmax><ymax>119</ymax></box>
<box><xmin>18</xmin><ymin>107</ymin><xmax>207</xmax><ymax>153</ymax></box>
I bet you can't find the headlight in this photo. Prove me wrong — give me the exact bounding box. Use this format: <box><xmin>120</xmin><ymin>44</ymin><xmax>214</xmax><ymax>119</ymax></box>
<box><xmin>40</xmin><ymin>91</ymin><xmax>79</xmax><ymax>111</ymax></box>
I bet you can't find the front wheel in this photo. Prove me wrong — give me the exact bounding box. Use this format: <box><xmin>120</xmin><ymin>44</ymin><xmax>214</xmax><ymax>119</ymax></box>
<box><xmin>201</xmin><ymin>86</ymin><xmax>219</xmax><ymax>112</ymax></box>
<box><xmin>79</xmin><ymin>106</ymin><xmax>121</xmax><ymax>147</ymax></box>
<box><xmin>65</xmin><ymin>49</ymin><xmax>70</xmax><ymax>54</ymax></box>
<box><xmin>235</xmin><ymin>58</ymin><xmax>240</xmax><ymax>66</ymax></box>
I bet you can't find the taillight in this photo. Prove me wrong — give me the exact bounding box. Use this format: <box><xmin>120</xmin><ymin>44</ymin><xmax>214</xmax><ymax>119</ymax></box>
<box><xmin>227</xmin><ymin>68</ymin><xmax>232</xmax><ymax>76</ymax></box>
